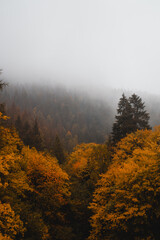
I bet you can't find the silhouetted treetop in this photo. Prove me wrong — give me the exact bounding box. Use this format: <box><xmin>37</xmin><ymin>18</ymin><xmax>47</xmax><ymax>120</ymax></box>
<box><xmin>112</xmin><ymin>93</ymin><xmax>151</xmax><ymax>144</ymax></box>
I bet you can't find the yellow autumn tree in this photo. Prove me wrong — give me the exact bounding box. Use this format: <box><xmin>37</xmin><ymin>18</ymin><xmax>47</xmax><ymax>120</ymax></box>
<box><xmin>22</xmin><ymin>147</ymin><xmax>71</xmax><ymax>240</ymax></box>
<box><xmin>0</xmin><ymin>113</ymin><xmax>50</xmax><ymax>239</ymax></box>
<box><xmin>89</xmin><ymin>128</ymin><xmax>160</xmax><ymax>240</ymax></box>
<box><xmin>0</xmin><ymin>110</ymin><xmax>72</xmax><ymax>239</ymax></box>
<box><xmin>0</xmin><ymin>114</ymin><xmax>27</xmax><ymax>239</ymax></box>
<box><xmin>0</xmin><ymin>201</ymin><xmax>25</xmax><ymax>240</ymax></box>
<box><xmin>65</xmin><ymin>143</ymin><xmax>111</xmax><ymax>240</ymax></box>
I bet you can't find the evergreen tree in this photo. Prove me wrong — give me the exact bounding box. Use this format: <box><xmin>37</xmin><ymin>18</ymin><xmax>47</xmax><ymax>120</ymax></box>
<box><xmin>129</xmin><ymin>93</ymin><xmax>151</xmax><ymax>131</ymax></box>
<box><xmin>0</xmin><ymin>69</ymin><xmax>7</xmax><ymax>91</ymax></box>
<box><xmin>22</xmin><ymin>119</ymin><xmax>43</xmax><ymax>150</ymax></box>
<box><xmin>0</xmin><ymin>70</ymin><xmax>7</xmax><ymax>114</ymax></box>
<box><xmin>30</xmin><ymin>118</ymin><xmax>43</xmax><ymax>151</ymax></box>
<box><xmin>112</xmin><ymin>94</ymin><xmax>133</xmax><ymax>143</ymax></box>
<box><xmin>54</xmin><ymin>135</ymin><xmax>65</xmax><ymax>164</ymax></box>
<box><xmin>15</xmin><ymin>115</ymin><xmax>22</xmax><ymax>137</ymax></box>
<box><xmin>112</xmin><ymin>93</ymin><xmax>151</xmax><ymax>144</ymax></box>
<box><xmin>22</xmin><ymin>120</ymin><xmax>32</xmax><ymax>146</ymax></box>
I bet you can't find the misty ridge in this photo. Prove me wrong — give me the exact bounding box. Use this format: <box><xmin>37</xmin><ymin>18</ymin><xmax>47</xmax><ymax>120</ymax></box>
<box><xmin>0</xmin><ymin>80</ymin><xmax>112</xmax><ymax>151</ymax></box>
<box><xmin>1</xmin><ymin>79</ymin><xmax>160</xmax><ymax>150</ymax></box>
<box><xmin>2</xmin><ymin>79</ymin><xmax>160</xmax><ymax>125</ymax></box>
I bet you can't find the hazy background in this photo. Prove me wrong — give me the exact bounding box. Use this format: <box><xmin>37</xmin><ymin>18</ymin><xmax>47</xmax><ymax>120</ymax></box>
<box><xmin>0</xmin><ymin>0</ymin><xmax>160</xmax><ymax>94</ymax></box>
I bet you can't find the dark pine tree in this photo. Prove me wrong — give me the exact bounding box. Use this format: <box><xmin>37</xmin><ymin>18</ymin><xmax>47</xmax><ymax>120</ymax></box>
<box><xmin>129</xmin><ymin>93</ymin><xmax>151</xmax><ymax>131</ymax></box>
<box><xmin>53</xmin><ymin>135</ymin><xmax>65</xmax><ymax>164</ymax></box>
<box><xmin>30</xmin><ymin>118</ymin><xmax>43</xmax><ymax>151</ymax></box>
<box><xmin>0</xmin><ymin>70</ymin><xmax>7</xmax><ymax>114</ymax></box>
<box><xmin>112</xmin><ymin>94</ymin><xmax>133</xmax><ymax>144</ymax></box>
<box><xmin>112</xmin><ymin>93</ymin><xmax>151</xmax><ymax>144</ymax></box>
<box><xmin>22</xmin><ymin>120</ymin><xmax>32</xmax><ymax>146</ymax></box>
<box><xmin>15</xmin><ymin>115</ymin><xmax>22</xmax><ymax>137</ymax></box>
<box><xmin>0</xmin><ymin>70</ymin><xmax>7</xmax><ymax>91</ymax></box>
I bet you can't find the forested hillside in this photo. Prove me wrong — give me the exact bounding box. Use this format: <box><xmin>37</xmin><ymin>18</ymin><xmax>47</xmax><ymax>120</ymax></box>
<box><xmin>0</xmin><ymin>81</ymin><xmax>160</xmax><ymax>240</ymax></box>
<box><xmin>1</xmin><ymin>83</ymin><xmax>113</xmax><ymax>152</ymax></box>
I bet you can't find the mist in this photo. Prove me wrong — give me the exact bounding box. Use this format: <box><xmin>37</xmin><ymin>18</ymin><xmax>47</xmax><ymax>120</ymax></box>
<box><xmin>0</xmin><ymin>0</ymin><xmax>160</xmax><ymax>95</ymax></box>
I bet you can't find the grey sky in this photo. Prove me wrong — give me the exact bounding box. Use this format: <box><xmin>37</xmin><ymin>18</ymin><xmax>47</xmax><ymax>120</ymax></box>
<box><xmin>0</xmin><ymin>0</ymin><xmax>160</xmax><ymax>94</ymax></box>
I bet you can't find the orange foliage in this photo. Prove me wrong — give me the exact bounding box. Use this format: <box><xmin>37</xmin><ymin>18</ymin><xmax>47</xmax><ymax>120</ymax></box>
<box><xmin>67</xmin><ymin>143</ymin><xmax>98</xmax><ymax>174</ymax></box>
<box><xmin>0</xmin><ymin>116</ymin><xmax>71</xmax><ymax>239</ymax></box>
<box><xmin>89</xmin><ymin>127</ymin><xmax>160</xmax><ymax>240</ymax></box>
<box><xmin>22</xmin><ymin>147</ymin><xmax>70</xmax><ymax>206</ymax></box>
<box><xmin>0</xmin><ymin>201</ymin><xmax>25</xmax><ymax>240</ymax></box>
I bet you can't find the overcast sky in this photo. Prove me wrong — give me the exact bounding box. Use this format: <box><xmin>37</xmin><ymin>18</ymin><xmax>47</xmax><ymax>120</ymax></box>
<box><xmin>0</xmin><ymin>0</ymin><xmax>160</xmax><ymax>94</ymax></box>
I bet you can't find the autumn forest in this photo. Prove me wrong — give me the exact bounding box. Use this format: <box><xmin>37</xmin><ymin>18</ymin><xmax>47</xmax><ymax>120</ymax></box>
<box><xmin>0</xmin><ymin>76</ymin><xmax>160</xmax><ymax>240</ymax></box>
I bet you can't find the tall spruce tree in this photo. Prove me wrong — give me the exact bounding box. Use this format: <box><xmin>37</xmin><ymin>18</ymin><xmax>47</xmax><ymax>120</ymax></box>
<box><xmin>30</xmin><ymin>119</ymin><xmax>43</xmax><ymax>151</ymax></box>
<box><xmin>0</xmin><ymin>70</ymin><xmax>7</xmax><ymax>114</ymax></box>
<box><xmin>112</xmin><ymin>94</ymin><xmax>133</xmax><ymax>143</ymax></box>
<box><xmin>129</xmin><ymin>93</ymin><xmax>150</xmax><ymax>131</ymax></box>
<box><xmin>22</xmin><ymin>120</ymin><xmax>32</xmax><ymax>146</ymax></box>
<box><xmin>15</xmin><ymin>115</ymin><xmax>22</xmax><ymax>137</ymax></box>
<box><xmin>54</xmin><ymin>135</ymin><xmax>65</xmax><ymax>164</ymax></box>
<box><xmin>112</xmin><ymin>93</ymin><xmax>151</xmax><ymax>144</ymax></box>
<box><xmin>0</xmin><ymin>70</ymin><xmax>7</xmax><ymax>91</ymax></box>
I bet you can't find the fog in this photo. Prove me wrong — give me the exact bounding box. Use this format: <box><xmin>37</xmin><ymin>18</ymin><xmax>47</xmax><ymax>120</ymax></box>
<box><xmin>1</xmin><ymin>0</ymin><xmax>160</xmax><ymax>94</ymax></box>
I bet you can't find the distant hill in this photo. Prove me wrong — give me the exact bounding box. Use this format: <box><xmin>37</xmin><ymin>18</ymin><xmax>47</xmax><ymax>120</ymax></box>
<box><xmin>0</xmin><ymin>83</ymin><xmax>114</xmax><ymax>151</ymax></box>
